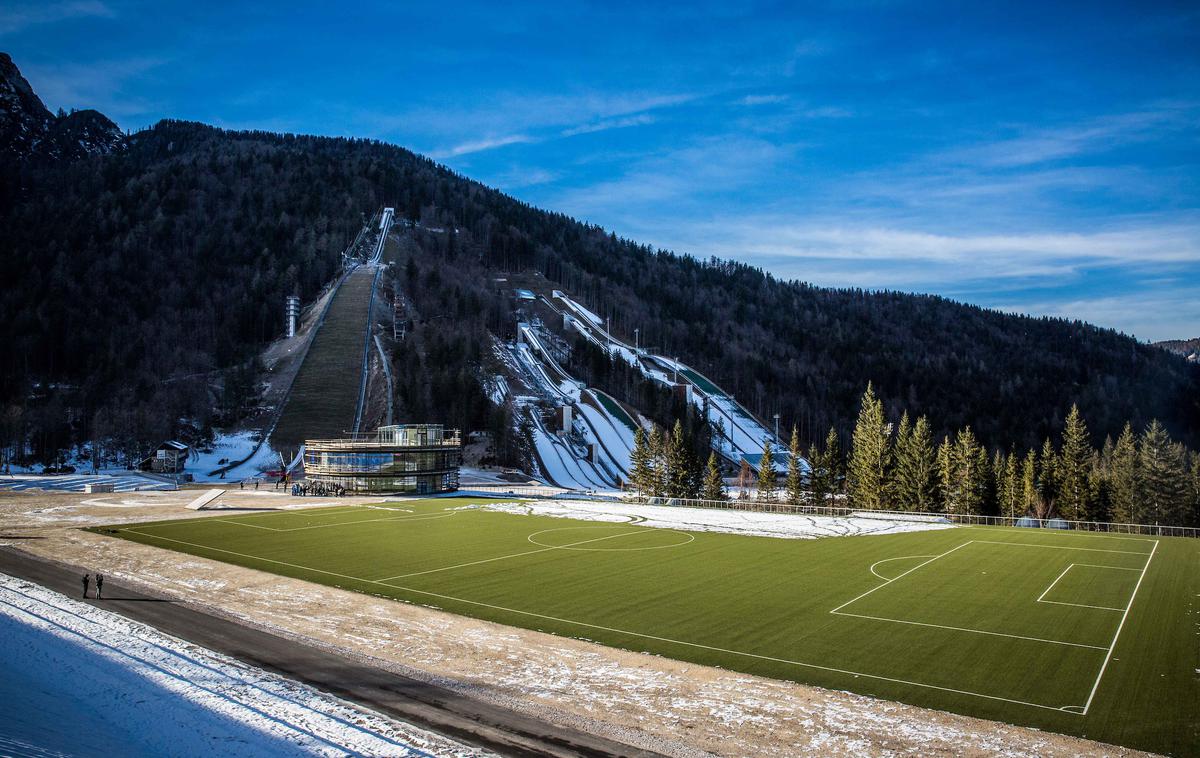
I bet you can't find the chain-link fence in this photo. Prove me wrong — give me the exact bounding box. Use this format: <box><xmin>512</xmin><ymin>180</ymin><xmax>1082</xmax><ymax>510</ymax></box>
<box><xmin>620</xmin><ymin>495</ymin><xmax>1199</xmax><ymax>538</ymax></box>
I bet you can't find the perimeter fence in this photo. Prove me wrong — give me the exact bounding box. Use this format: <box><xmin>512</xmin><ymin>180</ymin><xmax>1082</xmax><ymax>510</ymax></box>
<box><xmin>620</xmin><ymin>495</ymin><xmax>1199</xmax><ymax>539</ymax></box>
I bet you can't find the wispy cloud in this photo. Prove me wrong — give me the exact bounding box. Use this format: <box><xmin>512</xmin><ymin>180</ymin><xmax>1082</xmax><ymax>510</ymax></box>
<box><xmin>0</xmin><ymin>0</ymin><xmax>112</xmax><ymax>36</ymax></box>
<box><xmin>938</xmin><ymin>105</ymin><xmax>1199</xmax><ymax>168</ymax></box>
<box><xmin>423</xmin><ymin>91</ymin><xmax>696</xmax><ymax>158</ymax></box>
<box><xmin>560</xmin><ymin>113</ymin><xmax>656</xmax><ymax>137</ymax></box>
<box><xmin>738</xmin><ymin>94</ymin><xmax>789</xmax><ymax>106</ymax></box>
<box><xmin>676</xmin><ymin>219</ymin><xmax>1200</xmax><ymax>272</ymax></box>
<box><xmin>992</xmin><ymin>289</ymin><xmax>1200</xmax><ymax>342</ymax></box>
<box><xmin>434</xmin><ymin>134</ymin><xmax>535</xmax><ymax>158</ymax></box>
<box><xmin>551</xmin><ymin>135</ymin><xmax>801</xmax><ymax>219</ymax></box>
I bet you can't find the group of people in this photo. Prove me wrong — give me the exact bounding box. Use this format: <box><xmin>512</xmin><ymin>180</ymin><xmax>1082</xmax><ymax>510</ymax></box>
<box><xmin>81</xmin><ymin>573</ymin><xmax>104</xmax><ymax>599</ymax></box>
<box><xmin>290</xmin><ymin>481</ymin><xmax>345</xmax><ymax>497</ymax></box>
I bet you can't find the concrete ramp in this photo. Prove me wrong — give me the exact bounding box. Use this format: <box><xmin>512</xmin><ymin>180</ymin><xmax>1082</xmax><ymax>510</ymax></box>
<box><xmin>186</xmin><ymin>489</ymin><xmax>225</xmax><ymax>510</ymax></box>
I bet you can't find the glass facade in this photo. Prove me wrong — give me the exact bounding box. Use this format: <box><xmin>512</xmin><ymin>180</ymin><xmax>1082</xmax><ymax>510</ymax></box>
<box><xmin>303</xmin><ymin>425</ymin><xmax>462</xmax><ymax>494</ymax></box>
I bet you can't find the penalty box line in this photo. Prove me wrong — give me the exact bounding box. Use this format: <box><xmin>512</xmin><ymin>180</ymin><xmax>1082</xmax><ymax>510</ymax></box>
<box><xmin>830</xmin><ymin>540</ymin><xmax>1112</xmax><ymax>651</ymax></box>
<box><xmin>1035</xmin><ymin>564</ymin><xmax>1140</xmax><ymax>612</ymax></box>
<box><xmin>117</xmin><ymin>526</ymin><xmax>1081</xmax><ymax>715</ymax></box>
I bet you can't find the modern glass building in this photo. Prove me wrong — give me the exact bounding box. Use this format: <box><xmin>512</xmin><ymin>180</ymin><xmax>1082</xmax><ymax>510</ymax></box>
<box><xmin>303</xmin><ymin>424</ymin><xmax>462</xmax><ymax>494</ymax></box>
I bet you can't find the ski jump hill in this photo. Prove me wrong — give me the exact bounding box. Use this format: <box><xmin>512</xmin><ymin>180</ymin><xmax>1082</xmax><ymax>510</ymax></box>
<box><xmin>495</xmin><ymin>288</ymin><xmax>796</xmax><ymax>492</ymax></box>
<box><xmin>270</xmin><ymin>208</ymin><xmax>394</xmax><ymax>452</ymax></box>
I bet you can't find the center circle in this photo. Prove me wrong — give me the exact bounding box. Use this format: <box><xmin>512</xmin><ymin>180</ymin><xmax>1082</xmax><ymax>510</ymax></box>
<box><xmin>527</xmin><ymin>525</ymin><xmax>695</xmax><ymax>551</ymax></box>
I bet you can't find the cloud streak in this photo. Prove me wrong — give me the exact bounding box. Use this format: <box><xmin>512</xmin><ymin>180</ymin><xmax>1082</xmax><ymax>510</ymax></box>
<box><xmin>0</xmin><ymin>0</ymin><xmax>112</xmax><ymax>36</ymax></box>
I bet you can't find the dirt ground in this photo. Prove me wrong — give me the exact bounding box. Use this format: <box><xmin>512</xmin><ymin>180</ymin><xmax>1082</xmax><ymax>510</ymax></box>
<box><xmin>0</xmin><ymin>489</ymin><xmax>1152</xmax><ymax>757</ymax></box>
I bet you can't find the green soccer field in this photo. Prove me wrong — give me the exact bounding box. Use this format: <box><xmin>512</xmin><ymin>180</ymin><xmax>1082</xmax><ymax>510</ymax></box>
<box><xmin>100</xmin><ymin>498</ymin><xmax>1199</xmax><ymax>754</ymax></box>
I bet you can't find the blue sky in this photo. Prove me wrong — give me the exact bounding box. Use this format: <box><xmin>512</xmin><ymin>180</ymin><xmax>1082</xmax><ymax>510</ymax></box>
<box><xmin>5</xmin><ymin>1</ymin><xmax>1198</xmax><ymax>341</ymax></box>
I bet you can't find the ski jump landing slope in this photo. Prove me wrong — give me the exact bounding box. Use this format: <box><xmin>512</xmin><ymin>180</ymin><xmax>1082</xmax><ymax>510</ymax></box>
<box><xmin>271</xmin><ymin>265</ymin><xmax>380</xmax><ymax>450</ymax></box>
<box><xmin>505</xmin><ymin>323</ymin><xmax>636</xmax><ymax>491</ymax></box>
<box><xmin>553</xmin><ymin>292</ymin><xmax>792</xmax><ymax>472</ymax></box>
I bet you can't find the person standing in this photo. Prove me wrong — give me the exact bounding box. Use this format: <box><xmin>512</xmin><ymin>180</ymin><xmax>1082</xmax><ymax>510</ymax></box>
<box><xmin>95</xmin><ymin>574</ymin><xmax>104</xmax><ymax>599</ymax></box>
<box><xmin>81</xmin><ymin>574</ymin><xmax>90</xmax><ymax>598</ymax></box>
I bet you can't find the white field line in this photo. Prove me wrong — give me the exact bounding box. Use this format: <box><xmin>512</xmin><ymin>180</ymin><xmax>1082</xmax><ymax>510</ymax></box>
<box><xmin>868</xmin><ymin>555</ymin><xmax>936</xmax><ymax>580</ymax></box>
<box><xmin>1080</xmin><ymin>539</ymin><xmax>1159</xmax><ymax>714</ymax></box>
<box><xmin>1039</xmin><ymin>600</ymin><xmax>1125</xmax><ymax>612</ymax></box>
<box><xmin>1036</xmin><ymin>565</ymin><xmax>1075</xmax><ymax>603</ymax></box>
<box><xmin>119</xmin><ymin>526</ymin><xmax>1087</xmax><ymax>714</ymax></box>
<box><xmin>829</xmin><ymin>610</ymin><xmax>1108</xmax><ymax>650</ymax></box>
<box><xmin>971</xmin><ymin>540</ymin><xmax>1150</xmax><ymax>556</ymax></box>
<box><xmin>209</xmin><ymin>512</ymin><xmax>456</xmax><ymax>533</ymax></box>
<box><xmin>829</xmin><ymin>541</ymin><xmax>973</xmax><ymax>614</ymax></box>
<box><xmin>962</xmin><ymin>526</ymin><xmax>1158</xmax><ymax>544</ymax></box>
<box><xmin>1036</xmin><ymin>564</ymin><xmax>1138</xmax><ymax>611</ymax></box>
<box><xmin>378</xmin><ymin>529</ymin><xmax>655</xmax><ymax>581</ymax></box>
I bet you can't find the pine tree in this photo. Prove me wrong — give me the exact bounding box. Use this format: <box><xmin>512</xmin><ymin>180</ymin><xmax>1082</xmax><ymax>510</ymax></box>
<box><xmin>629</xmin><ymin>426</ymin><xmax>653</xmax><ymax>497</ymax></box>
<box><xmin>824</xmin><ymin>426</ymin><xmax>844</xmax><ymax>502</ymax></box>
<box><xmin>936</xmin><ymin>435</ymin><xmax>955</xmax><ymax>512</ymax></box>
<box><xmin>935</xmin><ymin>427</ymin><xmax>986</xmax><ymax>515</ymax></box>
<box><xmin>893</xmin><ymin>414</ymin><xmax>937</xmax><ymax>512</ymax></box>
<box><xmin>666</xmin><ymin>420</ymin><xmax>691</xmax><ymax>498</ymax></box>
<box><xmin>647</xmin><ymin>426</ymin><xmax>665</xmax><ymax>497</ymax></box>
<box><xmin>889</xmin><ymin>412</ymin><xmax>911</xmax><ymax>509</ymax></box>
<box><xmin>999</xmin><ymin>449</ymin><xmax>1020</xmax><ymax>518</ymax></box>
<box><xmin>757</xmin><ymin>437</ymin><xmax>776</xmax><ymax>501</ymax></box>
<box><xmin>807</xmin><ymin>438</ymin><xmax>830</xmax><ymax>507</ymax></box>
<box><xmin>847</xmin><ymin>383</ymin><xmax>890</xmax><ymax>509</ymax></box>
<box><xmin>1020</xmin><ymin>448</ymin><xmax>1038</xmax><ymax>517</ymax></box>
<box><xmin>1037</xmin><ymin>438</ymin><xmax>1059</xmax><ymax>518</ymax></box>
<box><xmin>784</xmin><ymin>426</ymin><xmax>804</xmax><ymax>504</ymax></box>
<box><xmin>1057</xmin><ymin>404</ymin><xmax>1092</xmax><ymax>521</ymax></box>
<box><xmin>701</xmin><ymin>451</ymin><xmax>727</xmax><ymax>501</ymax></box>
<box><xmin>1140</xmin><ymin>420</ymin><xmax>1188</xmax><ymax>526</ymax></box>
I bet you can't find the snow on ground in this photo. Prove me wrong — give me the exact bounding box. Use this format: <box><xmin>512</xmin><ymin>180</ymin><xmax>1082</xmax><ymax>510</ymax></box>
<box><xmin>0</xmin><ymin>473</ymin><xmax>173</xmax><ymax>493</ymax></box>
<box><xmin>457</xmin><ymin>499</ymin><xmax>957</xmax><ymax>539</ymax></box>
<box><xmin>0</xmin><ymin>573</ymin><xmax>490</xmax><ymax>758</ymax></box>
<box><xmin>186</xmin><ymin>430</ymin><xmax>262</xmax><ymax>477</ymax></box>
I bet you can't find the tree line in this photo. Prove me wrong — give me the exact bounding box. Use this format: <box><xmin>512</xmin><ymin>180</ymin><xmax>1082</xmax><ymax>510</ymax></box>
<box><xmin>627</xmin><ymin>384</ymin><xmax>1200</xmax><ymax>528</ymax></box>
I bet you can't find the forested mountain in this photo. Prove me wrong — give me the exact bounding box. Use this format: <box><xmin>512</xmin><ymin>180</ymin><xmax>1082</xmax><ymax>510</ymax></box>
<box><xmin>1</xmin><ymin>54</ymin><xmax>1197</xmax><ymax>464</ymax></box>
<box><xmin>1155</xmin><ymin>338</ymin><xmax>1200</xmax><ymax>363</ymax></box>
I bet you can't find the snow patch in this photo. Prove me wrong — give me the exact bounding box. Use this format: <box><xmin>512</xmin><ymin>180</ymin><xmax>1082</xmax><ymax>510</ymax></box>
<box><xmin>0</xmin><ymin>573</ymin><xmax>489</xmax><ymax>757</ymax></box>
<box><xmin>457</xmin><ymin>499</ymin><xmax>957</xmax><ymax>539</ymax></box>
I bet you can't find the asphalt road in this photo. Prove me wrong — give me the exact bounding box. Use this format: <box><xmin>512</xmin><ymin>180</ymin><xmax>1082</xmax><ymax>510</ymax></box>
<box><xmin>0</xmin><ymin>547</ymin><xmax>661</xmax><ymax>758</ymax></box>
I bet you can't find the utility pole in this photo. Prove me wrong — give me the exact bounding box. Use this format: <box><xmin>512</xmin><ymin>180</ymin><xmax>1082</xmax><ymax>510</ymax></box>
<box><xmin>673</xmin><ymin>356</ymin><xmax>679</xmax><ymax>383</ymax></box>
<box><xmin>773</xmin><ymin>413</ymin><xmax>780</xmax><ymax>442</ymax></box>
<box><xmin>634</xmin><ymin>328</ymin><xmax>639</xmax><ymax>351</ymax></box>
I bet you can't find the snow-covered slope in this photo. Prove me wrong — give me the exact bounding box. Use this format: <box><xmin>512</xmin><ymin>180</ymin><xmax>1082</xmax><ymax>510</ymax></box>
<box><xmin>553</xmin><ymin>292</ymin><xmax>795</xmax><ymax>473</ymax></box>
<box><xmin>0</xmin><ymin>574</ymin><xmax>488</xmax><ymax>757</ymax></box>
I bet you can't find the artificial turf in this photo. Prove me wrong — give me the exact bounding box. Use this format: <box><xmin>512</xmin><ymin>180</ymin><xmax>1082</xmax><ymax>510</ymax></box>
<box><xmin>98</xmin><ymin>498</ymin><xmax>1199</xmax><ymax>754</ymax></box>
